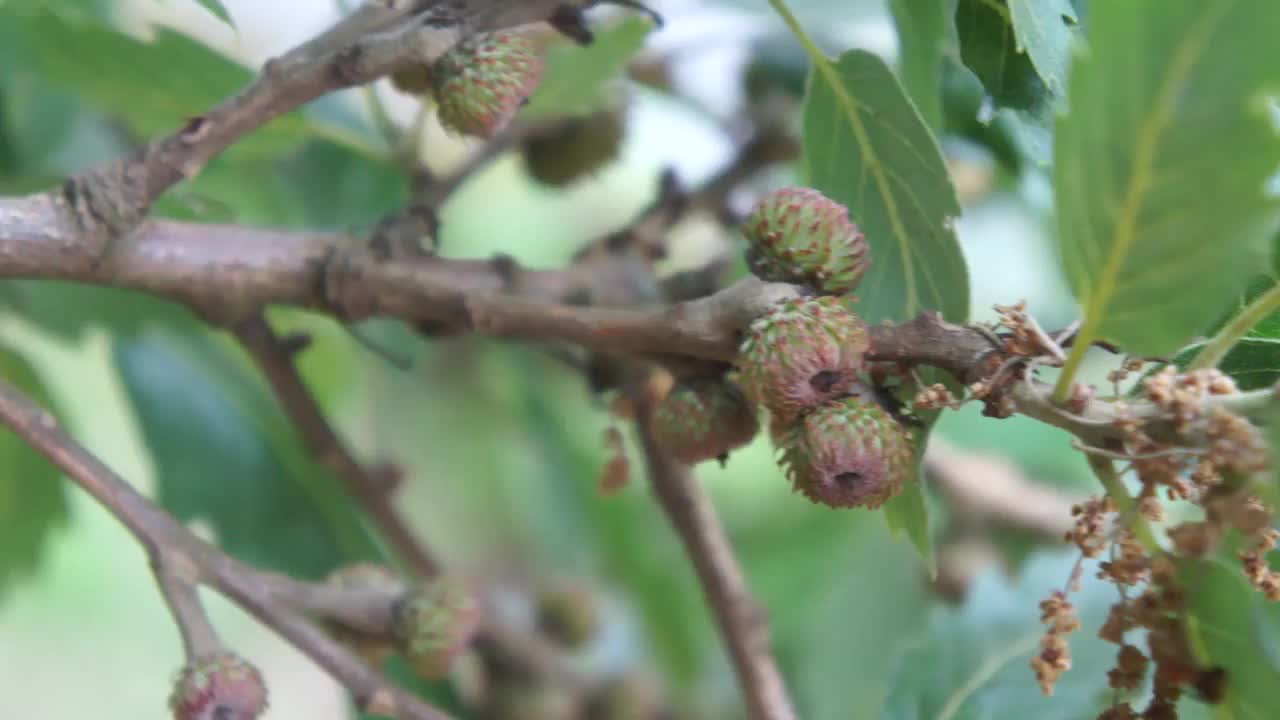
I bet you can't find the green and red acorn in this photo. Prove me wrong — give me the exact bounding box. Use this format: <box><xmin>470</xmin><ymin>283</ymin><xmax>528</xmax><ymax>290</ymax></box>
<box><xmin>742</xmin><ymin>187</ymin><xmax>870</xmax><ymax>295</ymax></box>
<box><xmin>170</xmin><ymin>653</ymin><xmax>268</xmax><ymax>720</ymax></box>
<box><xmin>392</xmin><ymin>575</ymin><xmax>483</xmax><ymax>680</ymax></box>
<box><xmin>432</xmin><ymin>32</ymin><xmax>545</xmax><ymax>139</ymax></box>
<box><xmin>776</xmin><ymin>394</ymin><xmax>916</xmax><ymax>509</ymax></box>
<box><xmin>652</xmin><ymin>377</ymin><xmax>759</xmax><ymax>465</ymax></box>
<box><xmin>735</xmin><ymin>296</ymin><xmax>870</xmax><ymax>429</ymax></box>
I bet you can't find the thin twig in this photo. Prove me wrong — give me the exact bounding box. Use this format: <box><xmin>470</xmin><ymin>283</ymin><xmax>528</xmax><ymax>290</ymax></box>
<box><xmin>0</xmin><ymin>375</ymin><xmax>453</xmax><ymax>720</ymax></box>
<box><xmin>234</xmin><ymin>314</ymin><xmax>441</xmax><ymax>577</ymax></box>
<box><xmin>234</xmin><ymin>314</ymin><xmax>588</xmax><ymax>696</ymax></box>
<box><xmin>1071</xmin><ymin>439</ymin><xmax>1205</xmax><ymax>462</ymax></box>
<box><xmin>633</xmin><ymin>393</ymin><xmax>796</xmax><ymax>720</ymax></box>
<box><xmin>153</xmin><ymin>555</ymin><xmax>225</xmax><ymax>659</ymax></box>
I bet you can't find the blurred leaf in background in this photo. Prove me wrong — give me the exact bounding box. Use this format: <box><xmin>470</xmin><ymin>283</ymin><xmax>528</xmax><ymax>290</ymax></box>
<box><xmin>522</xmin><ymin>17</ymin><xmax>656</xmax><ymax>119</ymax></box>
<box><xmin>0</xmin><ymin>345</ymin><xmax>69</xmax><ymax>595</ymax></box>
<box><xmin>114</xmin><ymin>328</ymin><xmax>380</xmax><ymax>579</ymax></box>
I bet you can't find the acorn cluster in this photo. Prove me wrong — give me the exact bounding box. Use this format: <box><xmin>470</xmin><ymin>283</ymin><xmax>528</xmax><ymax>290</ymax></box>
<box><xmin>739</xmin><ymin>187</ymin><xmax>916</xmax><ymax>509</ymax></box>
<box><xmin>391</xmin><ymin>32</ymin><xmax>545</xmax><ymax>139</ymax></box>
<box><xmin>650</xmin><ymin>187</ymin><xmax>915</xmax><ymax>508</ymax></box>
<box><xmin>319</xmin><ymin>566</ymin><xmax>482</xmax><ymax>682</ymax></box>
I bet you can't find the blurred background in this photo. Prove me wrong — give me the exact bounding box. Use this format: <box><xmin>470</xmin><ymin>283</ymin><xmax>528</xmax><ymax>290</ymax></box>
<box><xmin>0</xmin><ymin>0</ymin><xmax>1147</xmax><ymax>718</ymax></box>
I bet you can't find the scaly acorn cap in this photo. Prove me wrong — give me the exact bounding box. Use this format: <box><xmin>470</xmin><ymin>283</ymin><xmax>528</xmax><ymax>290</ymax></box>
<box><xmin>776</xmin><ymin>394</ymin><xmax>916</xmax><ymax>509</ymax></box>
<box><xmin>735</xmin><ymin>296</ymin><xmax>870</xmax><ymax>427</ymax></box>
<box><xmin>431</xmin><ymin>32</ymin><xmax>544</xmax><ymax>139</ymax></box>
<box><xmin>323</xmin><ymin>563</ymin><xmax>404</xmax><ymax>668</ymax></box>
<box><xmin>169</xmin><ymin>652</ymin><xmax>268</xmax><ymax>720</ymax></box>
<box><xmin>392</xmin><ymin>576</ymin><xmax>482</xmax><ymax>680</ymax></box>
<box><xmin>652</xmin><ymin>377</ymin><xmax>760</xmax><ymax>465</ymax></box>
<box><xmin>742</xmin><ymin>186</ymin><xmax>870</xmax><ymax>294</ymax></box>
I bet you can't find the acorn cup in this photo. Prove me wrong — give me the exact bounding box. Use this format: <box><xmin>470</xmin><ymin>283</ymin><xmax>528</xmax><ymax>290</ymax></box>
<box><xmin>652</xmin><ymin>377</ymin><xmax>760</xmax><ymax>465</ymax></box>
<box><xmin>431</xmin><ymin>32</ymin><xmax>545</xmax><ymax>139</ymax></box>
<box><xmin>775</xmin><ymin>394</ymin><xmax>917</xmax><ymax>510</ymax></box>
<box><xmin>741</xmin><ymin>186</ymin><xmax>870</xmax><ymax>295</ymax></box>
<box><xmin>735</xmin><ymin>296</ymin><xmax>871</xmax><ymax>429</ymax></box>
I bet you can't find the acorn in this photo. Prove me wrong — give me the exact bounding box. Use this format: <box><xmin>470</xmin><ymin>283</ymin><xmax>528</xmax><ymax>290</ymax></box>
<box><xmin>742</xmin><ymin>187</ymin><xmax>870</xmax><ymax>294</ymax></box>
<box><xmin>390</xmin><ymin>64</ymin><xmax>433</xmax><ymax>95</ymax></box>
<box><xmin>522</xmin><ymin>107</ymin><xmax>626</xmax><ymax>187</ymax></box>
<box><xmin>170</xmin><ymin>652</ymin><xmax>268</xmax><ymax>720</ymax></box>
<box><xmin>535</xmin><ymin>581</ymin><xmax>601</xmax><ymax>649</ymax></box>
<box><xmin>482</xmin><ymin>681</ymin><xmax>576</xmax><ymax>720</ymax></box>
<box><xmin>776</xmin><ymin>394</ymin><xmax>917</xmax><ymax>509</ymax></box>
<box><xmin>735</xmin><ymin>296</ymin><xmax>870</xmax><ymax>427</ymax></box>
<box><xmin>392</xmin><ymin>576</ymin><xmax>483</xmax><ymax>680</ymax></box>
<box><xmin>431</xmin><ymin>32</ymin><xmax>545</xmax><ymax>139</ymax></box>
<box><xmin>652</xmin><ymin>377</ymin><xmax>759</xmax><ymax>465</ymax></box>
<box><xmin>583</xmin><ymin>673</ymin><xmax>666</xmax><ymax>720</ymax></box>
<box><xmin>322</xmin><ymin>563</ymin><xmax>403</xmax><ymax>668</ymax></box>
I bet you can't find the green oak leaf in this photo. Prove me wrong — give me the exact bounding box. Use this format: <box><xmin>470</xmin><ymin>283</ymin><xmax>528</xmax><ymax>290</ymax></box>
<box><xmin>802</xmin><ymin>50</ymin><xmax>969</xmax><ymax>326</ymax></box>
<box><xmin>521</xmin><ymin>17</ymin><xmax>654</xmax><ymax>119</ymax></box>
<box><xmin>1055</xmin><ymin>1</ymin><xmax>1280</xmax><ymax>362</ymax></box>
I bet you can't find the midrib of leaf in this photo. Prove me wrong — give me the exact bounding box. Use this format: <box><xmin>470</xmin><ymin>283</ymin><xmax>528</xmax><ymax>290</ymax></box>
<box><xmin>767</xmin><ymin>0</ymin><xmax>920</xmax><ymax>315</ymax></box>
<box><xmin>1052</xmin><ymin>1</ymin><xmax>1230</xmax><ymax>401</ymax></box>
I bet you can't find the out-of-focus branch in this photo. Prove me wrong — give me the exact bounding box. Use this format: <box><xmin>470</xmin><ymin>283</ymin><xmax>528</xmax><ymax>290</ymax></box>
<box><xmin>5</xmin><ymin>190</ymin><xmax>1273</xmax><ymax>446</ymax></box>
<box><xmin>0</xmin><ymin>375</ymin><xmax>452</xmax><ymax>720</ymax></box>
<box><xmin>58</xmin><ymin>0</ymin><xmax>580</xmax><ymax>245</ymax></box>
<box><xmin>634</xmin><ymin>394</ymin><xmax>797</xmax><ymax>720</ymax></box>
<box><xmin>234</xmin><ymin>314</ymin><xmax>441</xmax><ymax>576</ymax></box>
<box><xmin>925</xmin><ymin>438</ymin><xmax>1078</xmax><ymax>539</ymax></box>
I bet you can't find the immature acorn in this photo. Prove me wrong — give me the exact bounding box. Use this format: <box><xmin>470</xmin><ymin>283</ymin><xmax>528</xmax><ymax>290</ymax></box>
<box><xmin>736</xmin><ymin>296</ymin><xmax>870</xmax><ymax>427</ymax></box>
<box><xmin>535</xmin><ymin>581</ymin><xmax>601</xmax><ymax>649</ymax></box>
<box><xmin>389</xmin><ymin>64</ymin><xmax>433</xmax><ymax>95</ymax></box>
<box><xmin>652</xmin><ymin>378</ymin><xmax>759</xmax><ymax>465</ymax></box>
<box><xmin>742</xmin><ymin>186</ymin><xmax>870</xmax><ymax>294</ymax></box>
<box><xmin>776</xmin><ymin>394</ymin><xmax>916</xmax><ymax>510</ymax></box>
<box><xmin>323</xmin><ymin>563</ymin><xmax>403</xmax><ymax>668</ymax></box>
<box><xmin>392</xmin><ymin>576</ymin><xmax>483</xmax><ymax>680</ymax></box>
<box><xmin>431</xmin><ymin>32</ymin><xmax>545</xmax><ymax>139</ymax></box>
<box><xmin>169</xmin><ymin>652</ymin><xmax>268</xmax><ymax>720</ymax></box>
<box><xmin>584</xmin><ymin>673</ymin><xmax>666</xmax><ymax>720</ymax></box>
<box><xmin>522</xmin><ymin>107</ymin><xmax>626</xmax><ymax>187</ymax></box>
<box><xmin>482</xmin><ymin>681</ymin><xmax>577</xmax><ymax>720</ymax></box>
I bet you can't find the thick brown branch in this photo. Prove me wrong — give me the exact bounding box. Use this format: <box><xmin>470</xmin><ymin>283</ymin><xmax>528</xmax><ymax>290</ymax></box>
<box><xmin>2</xmin><ymin>195</ymin><xmax>1274</xmax><ymax>447</ymax></box>
<box><xmin>62</xmin><ymin>0</ymin><xmax>576</xmax><ymax>239</ymax></box>
<box><xmin>634</xmin><ymin>397</ymin><xmax>797</xmax><ymax>720</ymax></box>
<box><xmin>0</xmin><ymin>375</ymin><xmax>452</xmax><ymax>720</ymax></box>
